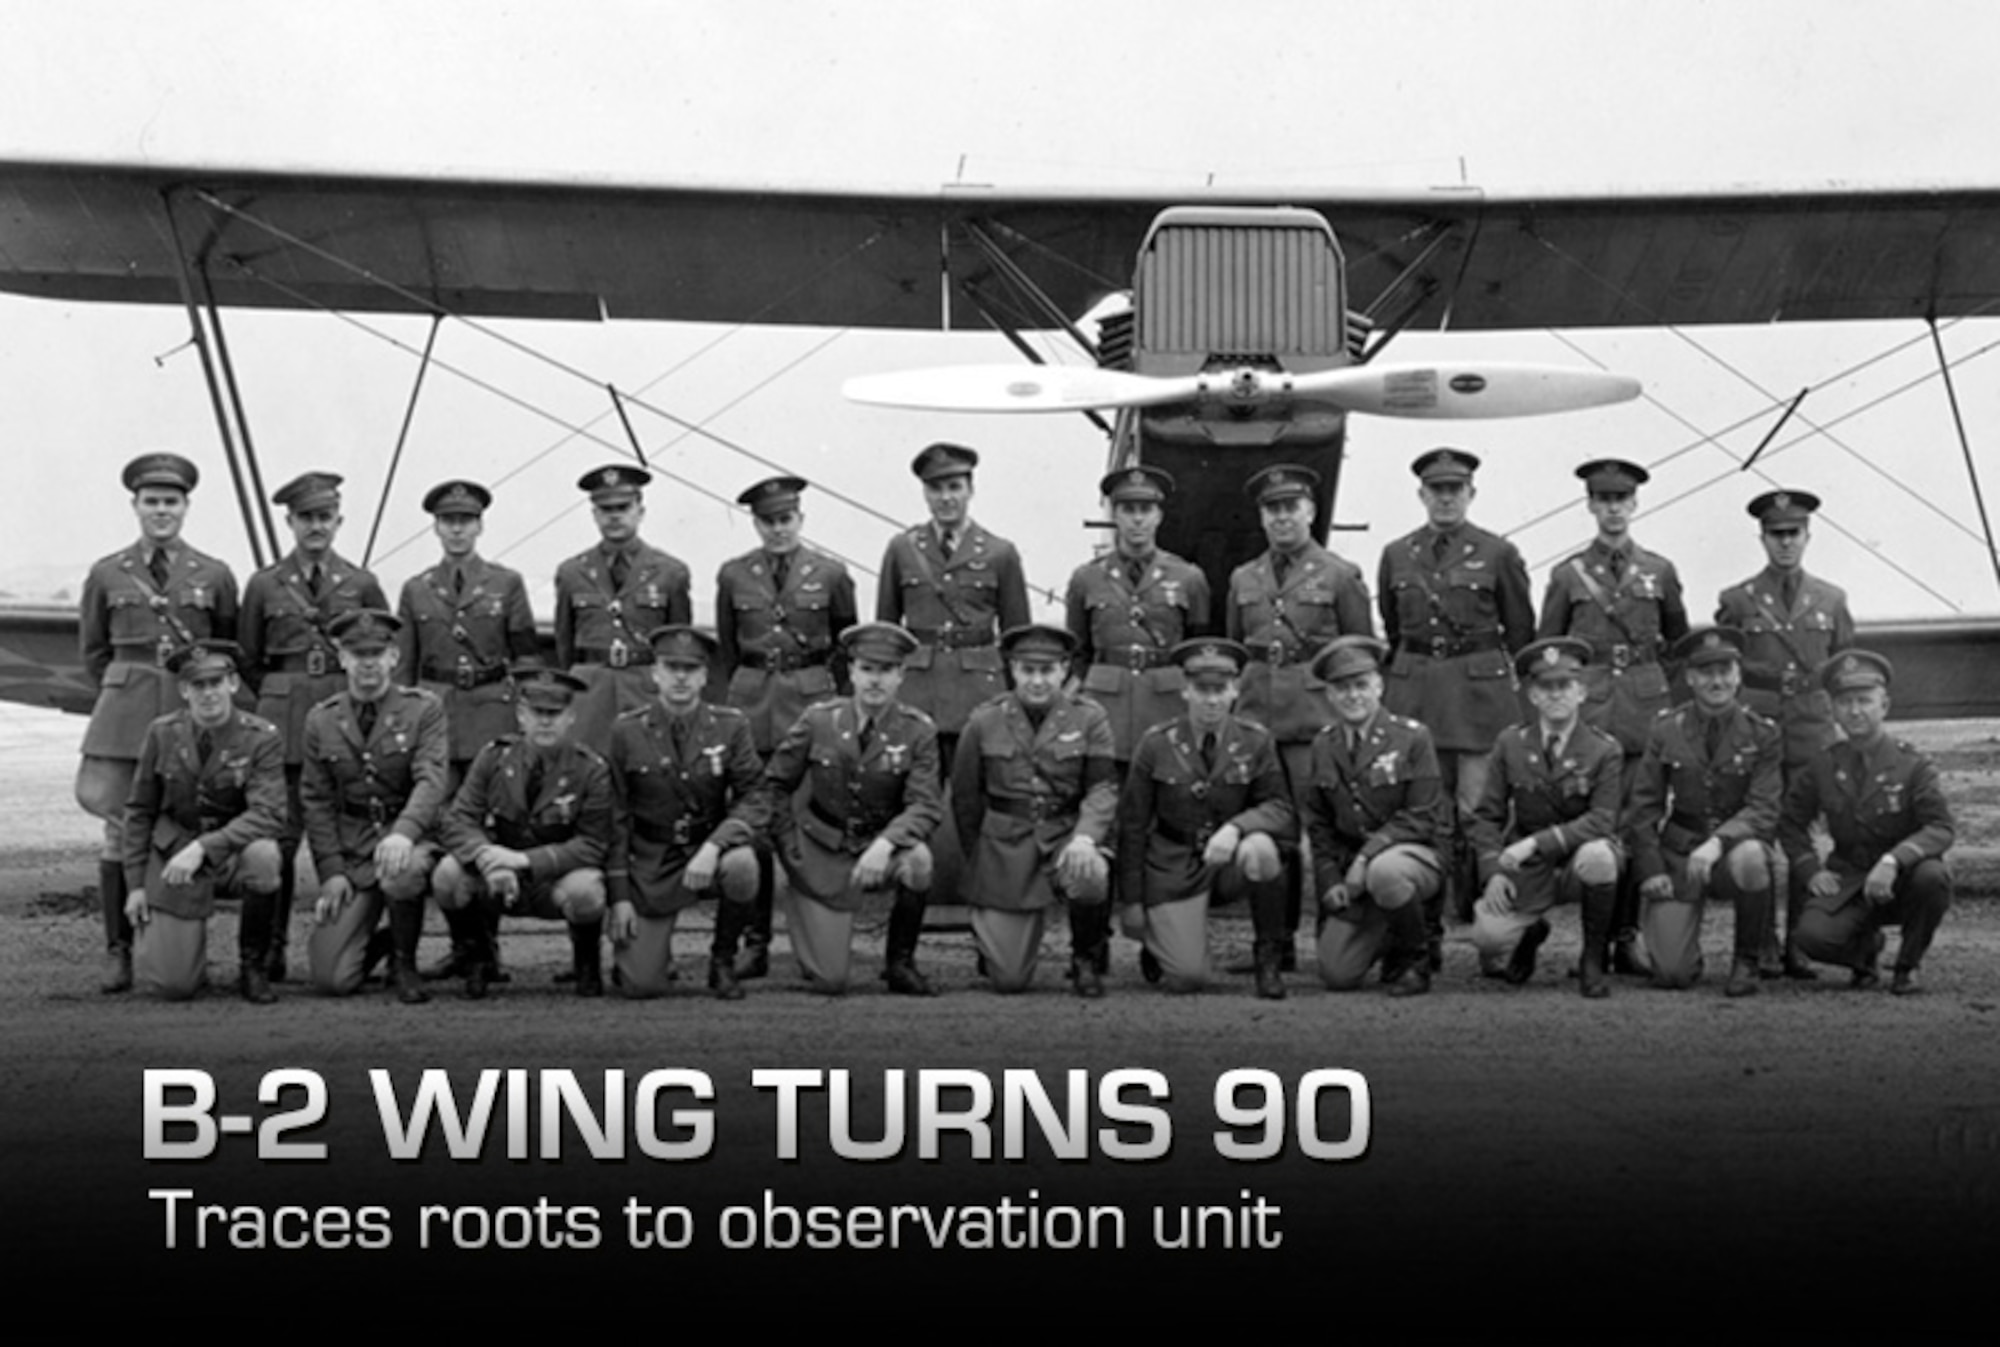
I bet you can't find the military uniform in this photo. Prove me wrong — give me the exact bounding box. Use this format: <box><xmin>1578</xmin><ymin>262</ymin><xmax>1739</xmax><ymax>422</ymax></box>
<box><xmin>299</xmin><ymin>676</ymin><xmax>448</xmax><ymax>996</ymax></box>
<box><xmin>1298</xmin><ymin>636</ymin><xmax>1445</xmax><ymax>993</ymax></box>
<box><xmin>760</xmin><ymin>667</ymin><xmax>942</xmax><ymax>992</ymax></box>
<box><xmin>605</xmin><ymin>699</ymin><xmax>764</xmax><ymax>996</ymax></box>
<box><xmin>717</xmin><ymin>545</ymin><xmax>857</xmax><ymax>752</ymax></box>
<box><xmin>1065</xmin><ymin>548</ymin><xmax>1210</xmax><ymax>760</ymax></box>
<box><xmin>80</xmin><ymin>541</ymin><xmax>239</xmax><ymax>759</ymax></box>
<box><xmin>242</xmin><ymin>551</ymin><xmax>389</xmax><ymax>764</ymax></box>
<box><xmin>396</xmin><ymin>556</ymin><xmax>540</xmax><ymax>766</ymax></box>
<box><xmin>1715</xmin><ymin>570</ymin><xmax>1853</xmax><ymax>769</ymax></box>
<box><xmin>1226</xmin><ymin>541</ymin><xmax>1373</xmax><ymax>745</ymax></box>
<box><xmin>554</xmin><ymin>541</ymin><xmax>692</xmax><ymax>749</ymax></box>
<box><xmin>1379</xmin><ymin>529</ymin><xmax>1534</xmax><ymax>751</ymax></box>
<box><xmin>953</xmin><ymin>651</ymin><xmax>1118</xmax><ymax>993</ymax></box>
<box><xmin>1115</xmin><ymin>676</ymin><xmax>1294</xmax><ymax>991</ymax></box>
<box><xmin>1780</xmin><ymin>652</ymin><xmax>1954</xmax><ymax>989</ymax></box>
<box><xmin>1537</xmin><ymin>538</ymin><xmax>1689</xmax><ymax>754</ymax></box>
<box><xmin>1466</xmin><ymin>698</ymin><xmax>1625</xmax><ymax>987</ymax></box>
<box><xmin>437</xmin><ymin>729</ymin><xmax>614</xmax><ymax>991</ymax></box>
<box><xmin>1627</xmin><ymin>696</ymin><xmax>1782</xmax><ymax>989</ymax></box>
<box><xmin>875</xmin><ymin>520</ymin><xmax>1030</xmax><ymax>735</ymax></box>
<box><xmin>121</xmin><ymin>691</ymin><xmax>284</xmax><ymax>1000</ymax></box>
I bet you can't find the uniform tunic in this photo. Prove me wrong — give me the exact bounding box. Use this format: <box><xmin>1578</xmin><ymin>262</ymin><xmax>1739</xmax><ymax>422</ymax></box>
<box><xmin>1714</xmin><ymin>569</ymin><xmax>1854</xmax><ymax>770</ymax></box>
<box><xmin>1116</xmin><ymin>714</ymin><xmax>1295</xmax><ymax>908</ymax></box>
<box><xmin>440</xmin><ymin>734</ymin><xmax>615</xmax><ymax>916</ymax></box>
<box><xmin>606</xmin><ymin>703</ymin><xmax>764</xmax><ymax>916</ymax></box>
<box><xmin>1064</xmin><ymin>548</ymin><xmax>1211</xmax><ymax>761</ymax></box>
<box><xmin>875</xmin><ymin>522</ymin><xmax>1030</xmax><ymax>735</ymax></box>
<box><xmin>952</xmin><ymin>692</ymin><xmax>1119</xmax><ymax>911</ymax></box>
<box><xmin>395</xmin><ymin>557</ymin><xmax>540</xmax><ymax>763</ymax></box>
<box><xmin>1467</xmin><ymin>719</ymin><xmax>1625</xmax><ymax>913</ymax></box>
<box><xmin>1537</xmin><ymin>540</ymin><xmax>1689</xmax><ymax>755</ymax></box>
<box><xmin>241</xmin><ymin>551</ymin><xmax>389</xmax><ymax>764</ymax></box>
<box><xmin>79</xmin><ymin>541</ymin><xmax>238</xmax><ymax>758</ymax></box>
<box><xmin>1299</xmin><ymin>711</ymin><xmax>1445</xmax><ymax>898</ymax></box>
<box><xmin>299</xmin><ymin>685</ymin><xmax>450</xmax><ymax>891</ymax></box>
<box><xmin>760</xmin><ymin>699</ymin><xmax>943</xmax><ymax>911</ymax></box>
<box><xmin>716</xmin><ymin>546</ymin><xmax>857</xmax><ymax>753</ymax></box>
<box><xmin>121</xmin><ymin>708</ymin><xmax>285</xmax><ymax>916</ymax></box>
<box><xmin>1779</xmin><ymin>736</ymin><xmax>1955</xmax><ymax>904</ymax></box>
<box><xmin>553</xmin><ymin>540</ymin><xmax>692</xmax><ymax>749</ymax></box>
<box><xmin>1377</xmin><ymin>523</ymin><xmax>1534</xmax><ymax>752</ymax></box>
<box><xmin>1226</xmin><ymin>542</ymin><xmax>1373</xmax><ymax>744</ymax></box>
<box><xmin>1626</xmin><ymin>703</ymin><xmax>1783</xmax><ymax>885</ymax></box>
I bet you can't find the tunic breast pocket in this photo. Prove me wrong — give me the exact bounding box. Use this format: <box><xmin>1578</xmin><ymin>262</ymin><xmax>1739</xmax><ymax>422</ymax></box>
<box><xmin>1441</xmin><ymin>568</ymin><xmax>1496</xmax><ymax>627</ymax></box>
<box><xmin>107</xmin><ymin>590</ymin><xmax>156</xmax><ymax>640</ymax></box>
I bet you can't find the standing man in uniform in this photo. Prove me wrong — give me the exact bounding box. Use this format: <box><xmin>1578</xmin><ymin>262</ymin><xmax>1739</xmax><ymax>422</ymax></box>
<box><xmin>1378</xmin><ymin>448</ymin><xmax>1535</xmax><ymax>961</ymax></box>
<box><xmin>1626</xmin><ymin>627</ymin><xmax>1783</xmax><ymax>995</ymax></box>
<box><xmin>1299</xmin><ymin>635</ymin><xmax>1445</xmax><ymax>997</ymax></box>
<box><xmin>1780</xmin><ymin>651</ymin><xmax>1954</xmax><ymax>994</ymax></box>
<box><xmin>436</xmin><ymin>663</ymin><xmax>615</xmax><ymax>998</ymax></box>
<box><xmin>1064</xmin><ymin>463</ymin><xmax>1210</xmax><ymax>975</ymax></box>
<box><xmin>875</xmin><ymin>442</ymin><xmax>1031</xmax><ymax>767</ymax></box>
<box><xmin>554</xmin><ymin>464</ymin><xmax>692</xmax><ymax>753</ymax></box>
<box><xmin>1537</xmin><ymin>458</ymin><xmax>1689</xmax><ymax>976</ymax></box>
<box><xmin>299</xmin><ymin>610</ymin><xmax>448</xmax><ymax>1003</ymax></box>
<box><xmin>953</xmin><ymin>624</ymin><xmax>1118</xmax><ymax>996</ymax></box>
<box><xmin>78</xmin><ymin>452</ymin><xmax>238</xmax><ymax>992</ymax></box>
<box><xmin>241</xmin><ymin>471</ymin><xmax>388</xmax><ymax>983</ymax></box>
<box><xmin>1467</xmin><ymin>638</ymin><xmax>1626</xmax><ymax>998</ymax></box>
<box><xmin>715</xmin><ymin>475</ymin><xmax>857</xmax><ymax>982</ymax></box>
<box><xmin>605</xmin><ymin>626</ymin><xmax>765</xmax><ymax>1000</ymax></box>
<box><xmin>120</xmin><ymin>640</ymin><xmax>285</xmax><ymax>1002</ymax></box>
<box><xmin>757</xmin><ymin>622</ymin><xmax>942</xmax><ymax>995</ymax></box>
<box><xmin>1115</xmin><ymin>638</ymin><xmax>1294</xmax><ymax>997</ymax></box>
<box><xmin>395</xmin><ymin>478</ymin><xmax>540</xmax><ymax>983</ymax></box>
<box><xmin>1715</xmin><ymin>488</ymin><xmax>1854</xmax><ymax>979</ymax></box>
<box><xmin>1226</xmin><ymin>462</ymin><xmax>1374</xmax><ymax>971</ymax></box>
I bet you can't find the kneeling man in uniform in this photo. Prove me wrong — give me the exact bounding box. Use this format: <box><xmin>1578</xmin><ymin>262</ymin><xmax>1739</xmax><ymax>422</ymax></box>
<box><xmin>121</xmin><ymin>640</ymin><xmax>285</xmax><ymax>1001</ymax></box>
<box><xmin>1116</xmin><ymin>638</ymin><xmax>1294</xmax><ymax>996</ymax></box>
<box><xmin>1781</xmin><ymin>650</ymin><xmax>1954</xmax><ymax>994</ymax></box>
<box><xmin>759</xmin><ymin>622</ymin><xmax>942</xmax><ymax>994</ymax></box>
<box><xmin>954</xmin><ymin>624</ymin><xmax>1118</xmax><ymax>996</ymax></box>
<box><xmin>436</xmin><ymin>662</ymin><xmax>616</xmax><ymax>997</ymax></box>
<box><xmin>605</xmin><ymin>626</ymin><xmax>765</xmax><ymax>1000</ymax></box>
<box><xmin>301</xmin><ymin>610</ymin><xmax>448</xmax><ymax>1002</ymax></box>
<box><xmin>1467</xmin><ymin>637</ymin><xmax>1625</xmax><ymax>997</ymax></box>
<box><xmin>1301</xmin><ymin>635</ymin><xmax>1445</xmax><ymax>996</ymax></box>
<box><xmin>1627</xmin><ymin>626</ymin><xmax>1783</xmax><ymax>995</ymax></box>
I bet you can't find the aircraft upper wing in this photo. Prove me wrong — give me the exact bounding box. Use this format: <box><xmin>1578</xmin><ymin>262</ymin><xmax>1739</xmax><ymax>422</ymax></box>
<box><xmin>6</xmin><ymin>156</ymin><xmax>2000</xmax><ymax>330</ymax></box>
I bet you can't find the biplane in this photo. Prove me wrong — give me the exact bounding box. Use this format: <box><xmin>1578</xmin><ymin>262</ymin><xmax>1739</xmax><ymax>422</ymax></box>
<box><xmin>1</xmin><ymin>156</ymin><xmax>1997</xmax><ymax>715</ymax></box>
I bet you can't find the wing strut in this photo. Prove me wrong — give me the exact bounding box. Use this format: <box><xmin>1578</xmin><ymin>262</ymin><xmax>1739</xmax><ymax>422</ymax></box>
<box><xmin>1927</xmin><ymin>315</ymin><xmax>2000</xmax><ymax>598</ymax></box>
<box><xmin>953</xmin><ymin>278</ymin><xmax>1112</xmax><ymax>436</ymax></box>
<box><xmin>363</xmin><ymin>313</ymin><xmax>443</xmax><ymax>568</ymax></box>
<box><xmin>162</xmin><ymin>189</ymin><xmax>275</xmax><ymax>568</ymax></box>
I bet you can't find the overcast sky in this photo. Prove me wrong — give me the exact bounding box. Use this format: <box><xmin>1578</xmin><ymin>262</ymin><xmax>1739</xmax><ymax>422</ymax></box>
<box><xmin>3</xmin><ymin>0</ymin><xmax>1997</xmax><ymax>621</ymax></box>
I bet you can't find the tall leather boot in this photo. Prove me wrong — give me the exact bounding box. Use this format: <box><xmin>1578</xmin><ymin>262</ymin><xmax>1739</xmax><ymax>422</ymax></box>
<box><xmin>1384</xmin><ymin>905</ymin><xmax>1431</xmax><ymax>998</ymax></box>
<box><xmin>732</xmin><ymin>849</ymin><xmax>775</xmax><ymax>979</ymax></box>
<box><xmin>1067</xmin><ymin>901</ymin><xmax>1108</xmax><ymax>999</ymax></box>
<box><xmin>424</xmin><ymin>902</ymin><xmax>480</xmax><ymax>981</ymax></box>
<box><xmin>1728</xmin><ymin>878</ymin><xmax>1773</xmax><ymax>998</ymax></box>
<box><xmin>881</xmin><ymin>884</ymin><xmax>936</xmax><ymax>996</ymax></box>
<box><xmin>98</xmin><ymin>859</ymin><xmax>133</xmax><ymax>993</ymax></box>
<box><xmin>1248</xmin><ymin>871</ymin><xmax>1289</xmax><ymax>998</ymax></box>
<box><xmin>569</xmin><ymin>918</ymin><xmax>604</xmax><ymax>998</ymax></box>
<box><xmin>1781</xmin><ymin>870</ymin><xmax>1818</xmax><ymax>980</ymax></box>
<box><xmin>385</xmin><ymin>900</ymin><xmax>429</xmax><ymax>1004</ymax></box>
<box><xmin>1579</xmin><ymin>882</ymin><xmax>1615</xmax><ymax>999</ymax></box>
<box><xmin>1608</xmin><ymin>869</ymin><xmax>1651</xmax><ymax>977</ymax></box>
<box><xmin>1230</xmin><ymin>851</ymin><xmax>1300</xmax><ymax>974</ymax></box>
<box><xmin>237</xmin><ymin>888</ymin><xmax>278</xmax><ymax>1005</ymax></box>
<box><xmin>462</xmin><ymin>899</ymin><xmax>497</xmax><ymax>1000</ymax></box>
<box><xmin>267</xmin><ymin>849</ymin><xmax>296</xmax><ymax>982</ymax></box>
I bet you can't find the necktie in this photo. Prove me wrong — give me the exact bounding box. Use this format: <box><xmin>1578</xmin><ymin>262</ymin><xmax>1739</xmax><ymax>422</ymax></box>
<box><xmin>859</xmin><ymin>717</ymin><xmax>877</xmax><ymax>755</ymax></box>
<box><xmin>1273</xmin><ymin>553</ymin><xmax>1291</xmax><ymax>587</ymax></box>
<box><xmin>1200</xmin><ymin>731</ymin><xmax>1218</xmax><ymax>772</ymax></box>
<box><xmin>1705</xmin><ymin>716</ymin><xmax>1724</xmax><ymax>760</ymax></box>
<box><xmin>308</xmin><ymin>564</ymin><xmax>326</xmax><ymax>602</ymax></box>
<box><xmin>939</xmin><ymin>529</ymin><xmax>956</xmax><ymax>562</ymax></box>
<box><xmin>527</xmin><ymin>756</ymin><xmax>546</xmax><ymax>801</ymax></box>
<box><xmin>196</xmin><ymin>729</ymin><xmax>215</xmax><ymax>765</ymax></box>
<box><xmin>453</xmin><ymin>566</ymin><xmax>465</xmax><ymax>597</ymax></box>
<box><xmin>1781</xmin><ymin>573</ymin><xmax>1799</xmax><ymax>609</ymax></box>
<box><xmin>149</xmin><ymin>549</ymin><xmax>170</xmax><ymax>590</ymax></box>
<box><xmin>1125</xmin><ymin>555</ymin><xmax>1146</xmax><ymax>588</ymax></box>
<box><xmin>609</xmin><ymin>552</ymin><xmax>630</xmax><ymax>592</ymax></box>
<box><xmin>1608</xmin><ymin>551</ymin><xmax>1627</xmax><ymax>583</ymax></box>
<box><xmin>670</xmin><ymin>715</ymin><xmax>690</xmax><ymax>759</ymax></box>
<box><xmin>357</xmin><ymin>701</ymin><xmax>377</xmax><ymax>739</ymax></box>
<box><xmin>771</xmin><ymin>553</ymin><xmax>789</xmax><ymax>591</ymax></box>
<box><xmin>1431</xmin><ymin>533</ymin><xmax>1450</xmax><ymax>564</ymax></box>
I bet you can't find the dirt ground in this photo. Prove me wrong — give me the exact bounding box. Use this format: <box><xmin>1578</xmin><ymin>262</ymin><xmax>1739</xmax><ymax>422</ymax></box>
<box><xmin>3</xmin><ymin>704</ymin><xmax>1996</xmax><ymax>1334</ymax></box>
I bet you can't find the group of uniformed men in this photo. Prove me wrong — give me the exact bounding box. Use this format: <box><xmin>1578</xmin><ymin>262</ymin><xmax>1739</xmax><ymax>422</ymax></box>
<box><xmin>79</xmin><ymin>438</ymin><xmax>1955</xmax><ymax>1003</ymax></box>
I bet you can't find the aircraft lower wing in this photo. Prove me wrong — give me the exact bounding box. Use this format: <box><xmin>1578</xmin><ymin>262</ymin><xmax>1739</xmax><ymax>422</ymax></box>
<box><xmin>6</xmin><ymin>158</ymin><xmax>2000</xmax><ymax>329</ymax></box>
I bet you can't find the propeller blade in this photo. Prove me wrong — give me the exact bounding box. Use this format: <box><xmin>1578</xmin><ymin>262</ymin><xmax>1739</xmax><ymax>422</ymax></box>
<box><xmin>842</xmin><ymin>365</ymin><xmax>1202</xmax><ymax>413</ymax></box>
<box><xmin>1289</xmin><ymin>363</ymin><xmax>1642</xmax><ymax>418</ymax></box>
